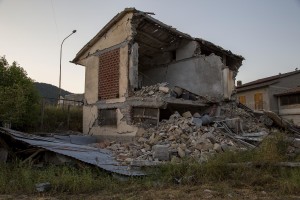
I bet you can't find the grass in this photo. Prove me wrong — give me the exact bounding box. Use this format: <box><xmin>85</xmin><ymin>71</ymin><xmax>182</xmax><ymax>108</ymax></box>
<box><xmin>0</xmin><ymin>162</ymin><xmax>122</xmax><ymax>194</ymax></box>
<box><xmin>0</xmin><ymin>132</ymin><xmax>300</xmax><ymax>196</ymax></box>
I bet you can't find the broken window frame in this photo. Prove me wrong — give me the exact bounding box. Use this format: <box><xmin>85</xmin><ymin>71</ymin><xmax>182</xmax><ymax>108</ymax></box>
<box><xmin>132</xmin><ymin>107</ymin><xmax>160</xmax><ymax>126</ymax></box>
<box><xmin>98</xmin><ymin>108</ymin><xmax>117</xmax><ymax>127</ymax></box>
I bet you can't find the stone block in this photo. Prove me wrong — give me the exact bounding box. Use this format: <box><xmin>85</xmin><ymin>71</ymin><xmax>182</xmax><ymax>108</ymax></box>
<box><xmin>159</xmin><ymin>86</ymin><xmax>170</xmax><ymax>93</ymax></box>
<box><xmin>177</xmin><ymin>147</ymin><xmax>186</xmax><ymax>158</ymax></box>
<box><xmin>182</xmin><ymin>111</ymin><xmax>192</xmax><ymax>118</ymax></box>
<box><xmin>152</xmin><ymin>145</ymin><xmax>170</xmax><ymax>161</ymax></box>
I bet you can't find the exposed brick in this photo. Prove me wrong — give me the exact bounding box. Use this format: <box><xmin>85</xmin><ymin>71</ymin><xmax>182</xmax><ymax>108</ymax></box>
<box><xmin>98</xmin><ymin>48</ymin><xmax>120</xmax><ymax>100</ymax></box>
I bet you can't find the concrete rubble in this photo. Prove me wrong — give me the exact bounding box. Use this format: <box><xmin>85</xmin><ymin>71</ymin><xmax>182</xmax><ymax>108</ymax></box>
<box><xmin>89</xmin><ymin>88</ymin><xmax>283</xmax><ymax>165</ymax></box>
<box><xmin>133</xmin><ymin>83</ymin><xmax>206</xmax><ymax>102</ymax></box>
<box><xmin>87</xmin><ymin>83</ymin><xmax>300</xmax><ymax>166</ymax></box>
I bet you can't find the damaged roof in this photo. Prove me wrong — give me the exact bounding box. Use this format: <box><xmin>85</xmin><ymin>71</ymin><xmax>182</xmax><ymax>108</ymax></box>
<box><xmin>72</xmin><ymin>8</ymin><xmax>244</xmax><ymax>64</ymax></box>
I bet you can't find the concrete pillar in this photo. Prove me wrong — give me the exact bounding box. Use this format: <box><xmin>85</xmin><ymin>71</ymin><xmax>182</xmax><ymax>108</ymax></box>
<box><xmin>129</xmin><ymin>43</ymin><xmax>139</xmax><ymax>91</ymax></box>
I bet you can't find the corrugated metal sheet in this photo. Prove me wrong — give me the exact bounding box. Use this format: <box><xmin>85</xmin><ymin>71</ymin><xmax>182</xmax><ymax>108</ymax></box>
<box><xmin>0</xmin><ymin>128</ymin><xmax>145</xmax><ymax>176</ymax></box>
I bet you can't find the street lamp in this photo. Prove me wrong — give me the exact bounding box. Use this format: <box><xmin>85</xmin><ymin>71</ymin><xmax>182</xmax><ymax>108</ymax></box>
<box><xmin>58</xmin><ymin>30</ymin><xmax>77</xmax><ymax>101</ymax></box>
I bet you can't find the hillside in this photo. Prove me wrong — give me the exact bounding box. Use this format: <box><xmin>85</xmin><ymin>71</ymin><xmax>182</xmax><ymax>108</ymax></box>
<box><xmin>34</xmin><ymin>82</ymin><xmax>72</xmax><ymax>102</ymax></box>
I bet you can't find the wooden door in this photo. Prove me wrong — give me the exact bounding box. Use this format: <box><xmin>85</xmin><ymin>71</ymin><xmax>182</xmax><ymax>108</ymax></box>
<box><xmin>254</xmin><ymin>93</ymin><xmax>263</xmax><ymax>110</ymax></box>
<box><xmin>239</xmin><ymin>96</ymin><xmax>246</xmax><ymax>105</ymax></box>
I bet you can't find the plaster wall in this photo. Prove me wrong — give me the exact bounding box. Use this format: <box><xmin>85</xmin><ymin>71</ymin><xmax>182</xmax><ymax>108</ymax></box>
<box><xmin>141</xmin><ymin>54</ymin><xmax>226</xmax><ymax>99</ymax></box>
<box><xmin>176</xmin><ymin>41</ymin><xmax>198</xmax><ymax>61</ymax></box>
<box><xmin>223</xmin><ymin>67</ymin><xmax>235</xmax><ymax>99</ymax></box>
<box><xmin>79</xmin><ymin>13</ymin><xmax>133</xmax><ymax>135</ymax></box>
<box><xmin>278</xmin><ymin>104</ymin><xmax>300</xmax><ymax>125</ymax></box>
<box><xmin>237</xmin><ymin>87</ymin><xmax>270</xmax><ymax>111</ymax></box>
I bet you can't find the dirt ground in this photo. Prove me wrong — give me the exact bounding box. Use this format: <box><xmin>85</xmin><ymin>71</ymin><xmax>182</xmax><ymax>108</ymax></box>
<box><xmin>1</xmin><ymin>185</ymin><xmax>300</xmax><ymax>200</ymax></box>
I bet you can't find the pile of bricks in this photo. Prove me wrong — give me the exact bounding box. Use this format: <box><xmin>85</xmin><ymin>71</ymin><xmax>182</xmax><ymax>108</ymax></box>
<box><xmin>102</xmin><ymin>102</ymin><xmax>271</xmax><ymax>166</ymax></box>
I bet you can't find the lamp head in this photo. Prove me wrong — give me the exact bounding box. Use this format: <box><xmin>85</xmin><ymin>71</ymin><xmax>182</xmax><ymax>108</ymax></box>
<box><xmin>72</xmin><ymin>30</ymin><xmax>77</xmax><ymax>33</ymax></box>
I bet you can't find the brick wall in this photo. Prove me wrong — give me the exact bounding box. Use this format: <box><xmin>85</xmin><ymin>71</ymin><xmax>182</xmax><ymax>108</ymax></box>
<box><xmin>98</xmin><ymin>48</ymin><xmax>120</xmax><ymax>100</ymax></box>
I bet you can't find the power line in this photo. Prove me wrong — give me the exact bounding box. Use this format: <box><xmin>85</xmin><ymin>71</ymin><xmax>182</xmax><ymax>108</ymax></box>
<box><xmin>50</xmin><ymin>0</ymin><xmax>59</xmax><ymax>42</ymax></box>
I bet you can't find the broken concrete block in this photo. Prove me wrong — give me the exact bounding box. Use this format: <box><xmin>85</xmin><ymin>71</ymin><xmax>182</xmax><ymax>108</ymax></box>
<box><xmin>195</xmin><ymin>143</ymin><xmax>213</xmax><ymax>151</ymax></box>
<box><xmin>225</xmin><ymin>118</ymin><xmax>241</xmax><ymax>132</ymax></box>
<box><xmin>221</xmin><ymin>144</ymin><xmax>230</xmax><ymax>152</ymax></box>
<box><xmin>136</xmin><ymin>128</ymin><xmax>146</xmax><ymax>137</ymax></box>
<box><xmin>168</xmin><ymin>135</ymin><xmax>176</xmax><ymax>141</ymax></box>
<box><xmin>125</xmin><ymin>158</ymin><xmax>133</xmax><ymax>163</ymax></box>
<box><xmin>159</xmin><ymin>86</ymin><xmax>170</xmax><ymax>93</ymax></box>
<box><xmin>173</xmin><ymin>86</ymin><xmax>183</xmax><ymax>96</ymax></box>
<box><xmin>131</xmin><ymin>160</ymin><xmax>161</xmax><ymax>167</ymax></box>
<box><xmin>192</xmin><ymin>117</ymin><xmax>202</xmax><ymax>128</ymax></box>
<box><xmin>213</xmin><ymin>143</ymin><xmax>222</xmax><ymax>153</ymax></box>
<box><xmin>143</xmin><ymin>143</ymin><xmax>151</xmax><ymax>151</ymax></box>
<box><xmin>148</xmin><ymin>91</ymin><xmax>155</xmax><ymax>95</ymax></box>
<box><xmin>177</xmin><ymin>147</ymin><xmax>185</xmax><ymax>158</ymax></box>
<box><xmin>152</xmin><ymin>145</ymin><xmax>170</xmax><ymax>161</ymax></box>
<box><xmin>138</xmin><ymin>137</ymin><xmax>148</xmax><ymax>143</ymax></box>
<box><xmin>200</xmin><ymin>114</ymin><xmax>212</xmax><ymax>125</ymax></box>
<box><xmin>202</xmin><ymin>133</ymin><xmax>216</xmax><ymax>144</ymax></box>
<box><xmin>182</xmin><ymin>111</ymin><xmax>192</xmax><ymax>119</ymax></box>
<box><xmin>193</xmin><ymin>112</ymin><xmax>201</xmax><ymax>118</ymax></box>
<box><xmin>169</xmin><ymin>112</ymin><xmax>181</xmax><ymax>122</ymax></box>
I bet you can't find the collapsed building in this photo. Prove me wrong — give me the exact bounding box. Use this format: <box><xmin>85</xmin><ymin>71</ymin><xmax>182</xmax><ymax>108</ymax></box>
<box><xmin>72</xmin><ymin>8</ymin><xmax>244</xmax><ymax>138</ymax></box>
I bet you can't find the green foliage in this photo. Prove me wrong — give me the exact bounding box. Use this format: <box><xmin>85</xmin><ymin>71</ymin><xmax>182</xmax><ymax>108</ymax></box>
<box><xmin>0</xmin><ymin>56</ymin><xmax>40</xmax><ymax>131</ymax></box>
<box><xmin>0</xmin><ymin>162</ymin><xmax>118</xmax><ymax>194</ymax></box>
<box><xmin>153</xmin><ymin>133</ymin><xmax>300</xmax><ymax>194</ymax></box>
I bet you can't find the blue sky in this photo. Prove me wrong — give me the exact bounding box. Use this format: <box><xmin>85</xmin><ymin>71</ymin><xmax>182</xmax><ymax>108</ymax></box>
<box><xmin>1</xmin><ymin>0</ymin><xmax>299</xmax><ymax>93</ymax></box>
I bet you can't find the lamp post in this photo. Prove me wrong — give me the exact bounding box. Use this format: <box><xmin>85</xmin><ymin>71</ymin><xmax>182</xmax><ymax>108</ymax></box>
<box><xmin>58</xmin><ymin>30</ymin><xmax>76</xmax><ymax>101</ymax></box>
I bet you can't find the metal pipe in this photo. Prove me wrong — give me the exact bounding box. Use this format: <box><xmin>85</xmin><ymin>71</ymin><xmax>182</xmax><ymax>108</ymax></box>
<box><xmin>58</xmin><ymin>30</ymin><xmax>76</xmax><ymax>101</ymax></box>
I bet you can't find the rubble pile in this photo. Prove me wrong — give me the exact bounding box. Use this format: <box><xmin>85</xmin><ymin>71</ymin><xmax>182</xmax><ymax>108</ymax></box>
<box><xmin>133</xmin><ymin>83</ymin><xmax>206</xmax><ymax>102</ymax></box>
<box><xmin>104</xmin><ymin>102</ymin><xmax>272</xmax><ymax>166</ymax></box>
<box><xmin>219</xmin><ymin>102</ymin><xmax>268</xmax><ymax>133</ymax></box>
<box><xmin>134</xmin><ymin>83</ymin><xmax>170</xmax><ymax>98</ymax></box>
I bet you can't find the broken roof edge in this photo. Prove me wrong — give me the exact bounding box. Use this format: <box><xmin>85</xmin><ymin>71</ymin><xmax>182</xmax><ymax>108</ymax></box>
<box><xmin>236</xmin><ymin>80</ymin><xmax>279</xmax><ymax>93</ymax></box>
<box><xmin>195</xmin><ymin>38</ymin><xmax>244</xmax><ymax>61</ymax></box>
<box><xmin>72</xmin><ymin>7</ymin><xmax>244</xmax><ymax>64</ymax></box>
<box><xmin>72</xmin><ymin>7</ymin><xmax>137</xmax><ymax>64</ymax></box>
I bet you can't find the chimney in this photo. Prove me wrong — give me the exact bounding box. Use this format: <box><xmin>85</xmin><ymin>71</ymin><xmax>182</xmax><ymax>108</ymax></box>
<box><xmin>237</xmin><ymin>80</ymin><xmax>242</xmax><ymax>87</ymax></box>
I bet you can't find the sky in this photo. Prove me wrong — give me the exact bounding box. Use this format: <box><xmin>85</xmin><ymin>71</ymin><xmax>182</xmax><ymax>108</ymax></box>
<box><xmin>1</xmin><ymin>0</ymin><xmax>300</xmax><ymax>93</ymax></box>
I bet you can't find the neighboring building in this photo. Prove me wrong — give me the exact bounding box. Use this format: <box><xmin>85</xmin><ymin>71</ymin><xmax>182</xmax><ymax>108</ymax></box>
<box><xmin>275</xmin><ymin>86</ymin><xmax>300</xmax><ymax>125</ymax></box>
<box><xmin>57</xmin><ymin>94</ymin><xmax>84</xmax><ymax>106</ymax></box>
<box><xmin>236</xmin><ymin>70</ymin><xmax>300</xmax><ymax>125</ymax></box>
<box><xmin>72</xmin><ymin>8</ymin><xmax>244</xmax><ymax>137</ymax></box>
<box><xmin>64</xmin><ymin>94</ymin><xmax>84</xmax><ymax>106</ymax></box>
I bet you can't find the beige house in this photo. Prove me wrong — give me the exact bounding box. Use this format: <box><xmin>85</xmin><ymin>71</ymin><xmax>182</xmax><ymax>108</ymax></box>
<box><xmin>275</xmin><ymin>87</ymin><xmax>300</xmax><ymax>125</ymax></box>
<box><xmin>72</xmin><ymin>8</ymin><xmax>244</xmax><ymax>137</ymax></box>
<box><xmin>236</xmin><ymin>70</ymin><xmax>300</xmax><ymax>125</ymax></box>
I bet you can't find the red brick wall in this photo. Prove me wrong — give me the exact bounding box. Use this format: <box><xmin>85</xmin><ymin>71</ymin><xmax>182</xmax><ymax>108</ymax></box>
<box><xmin>98</xmin><ymin>48</ymin><xmax>120</xmax><ymax>100</ymax></box>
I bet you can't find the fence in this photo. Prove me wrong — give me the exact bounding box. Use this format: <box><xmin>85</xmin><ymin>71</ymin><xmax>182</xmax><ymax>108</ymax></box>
<box><xmin>39</xmin><ymin>98</ymin><xmax>83</xmax><ymax>133</ymax></box>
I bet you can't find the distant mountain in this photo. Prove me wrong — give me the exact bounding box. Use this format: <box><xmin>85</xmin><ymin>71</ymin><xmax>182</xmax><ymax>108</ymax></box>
<box><xmin>34</xmin><ymin>82</ymin><xmax>72</xmax><ymax>102</ymax></box>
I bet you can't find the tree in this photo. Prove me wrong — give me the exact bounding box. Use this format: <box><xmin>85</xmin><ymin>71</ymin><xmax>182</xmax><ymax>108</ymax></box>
<box><xmin>0</xmin><ymin>56</ymin><xmax>40</xmax><ymax>131</ymax></box>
